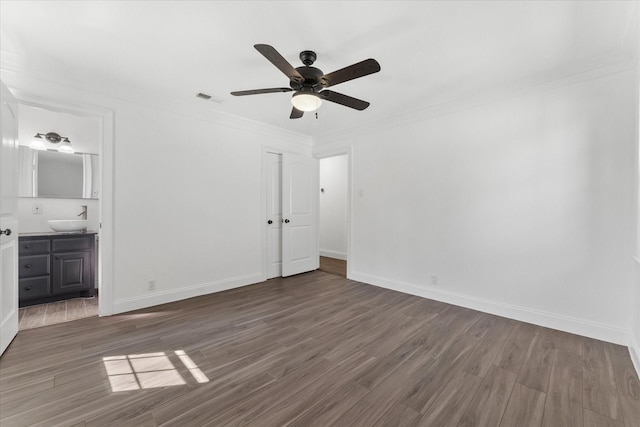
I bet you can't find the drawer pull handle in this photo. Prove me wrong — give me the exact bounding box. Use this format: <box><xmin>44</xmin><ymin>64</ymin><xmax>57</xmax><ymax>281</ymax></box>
<box><xmin>24</xmin><ymin>245</ymin><xmax>30</xmax><ymax>249</ymax></box>
<box><xmin>25</xmin><ymin>264</ymin><xmax>31</xmax><ymax>268</ymax></box>
<box><xmin>25</xmin><ymin>286</ymin><xmax>32</xmax><ymax>291</ymax></box>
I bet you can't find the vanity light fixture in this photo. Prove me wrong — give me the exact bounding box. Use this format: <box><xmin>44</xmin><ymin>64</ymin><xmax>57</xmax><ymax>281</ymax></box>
<box><xmin>29</xmin><ymin>134</ymin><xmax>47</xmax><ymax>151</ymax></box>
<box><xmin>58</xmin><ymin>138</ymin><xmax>75</xmax><ymax>154</ymax></box>
<box><xmin>30</xmin><ymin>132</ymin><xmax>75</xmax><ymax>154</ymax></box>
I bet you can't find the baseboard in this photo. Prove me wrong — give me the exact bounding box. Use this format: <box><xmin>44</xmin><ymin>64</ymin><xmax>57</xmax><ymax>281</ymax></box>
<box><xmin>319</xmin><ymin>250</ymin><xmax>347</xmax><ymax>260</ymax></box>
<box><xmin>112</xmin><ymin>273</ymin><xmax>263</xmax><ymax>315</ymax></box>
<box><xmin>349</xmin><ymin>271</ymin><xmax>630</xmax><ymax>346</ymax></box>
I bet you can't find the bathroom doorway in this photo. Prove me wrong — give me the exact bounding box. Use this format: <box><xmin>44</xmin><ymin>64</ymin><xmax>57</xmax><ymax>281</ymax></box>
<box><xmin>12</xmin><ymin>93</ymin><xmax>114</xmax><ymax>327</ymax></box>
<box><xmin>318</xmin><ymin>153</ymin><xmax>349</xmax><ymax>277</ymax></box>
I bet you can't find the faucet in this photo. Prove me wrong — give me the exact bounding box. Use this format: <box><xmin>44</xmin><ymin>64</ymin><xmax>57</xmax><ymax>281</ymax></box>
<box><xmin>78</xmin><ymin>205</ymin><xmax>87</xmax><ymax>220</ymax></box>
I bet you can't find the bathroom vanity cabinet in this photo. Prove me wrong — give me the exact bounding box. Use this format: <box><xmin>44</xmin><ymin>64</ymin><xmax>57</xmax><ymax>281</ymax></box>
<box><xmin>18</xmin><ymin>232</ymin><xmax>96</xmax><ymax>307</ymax></box>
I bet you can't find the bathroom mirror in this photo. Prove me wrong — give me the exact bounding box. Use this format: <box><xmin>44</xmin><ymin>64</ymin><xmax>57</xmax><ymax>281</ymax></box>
<box><xmin>18</xmin><ymin>146</ymin><xmax>99</xmax><ymax>199</ymax></box>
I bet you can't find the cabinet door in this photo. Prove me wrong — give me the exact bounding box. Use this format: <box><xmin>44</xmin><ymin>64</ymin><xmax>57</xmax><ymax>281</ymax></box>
<box><xmin>52</xmin><ymin>251</ymin><xmax>92</xmax><ymax>294</ymax></box>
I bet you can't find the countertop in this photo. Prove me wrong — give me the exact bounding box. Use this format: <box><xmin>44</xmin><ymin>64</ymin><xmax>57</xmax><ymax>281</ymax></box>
<box><xmin>19</xmin><ymin>230</ymin><xmax>98</xmax><ymax>237</ymax></box>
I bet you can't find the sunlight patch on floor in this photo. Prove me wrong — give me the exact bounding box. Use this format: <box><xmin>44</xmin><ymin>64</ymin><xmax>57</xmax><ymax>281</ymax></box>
<box><xmin>103</xmin><ymin>350</ymin><xmax>208</xmax><ymax>392</ymax></box>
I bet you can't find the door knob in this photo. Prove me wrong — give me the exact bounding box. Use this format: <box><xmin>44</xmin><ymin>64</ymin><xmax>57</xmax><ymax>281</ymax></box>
<box><xmin>267</xmin><ymin>220</ymin><xmax>273</xmax><ymax>224</ymax></box>
<box><xmin>284</xmin><ymin>219</ymin><xmax>290</xmax><ymax>223</ymax></box>
<box><xmin>0</xmin><ymin>228</ymin><xmax>11</xmax><ymax>236</ymax></box>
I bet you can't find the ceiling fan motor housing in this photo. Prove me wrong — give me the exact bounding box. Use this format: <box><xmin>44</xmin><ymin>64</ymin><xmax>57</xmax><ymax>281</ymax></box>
<box><xmin>291</xmin><ymin>65</ymin><xmax>324</xmax><ymax>91</ymax></box>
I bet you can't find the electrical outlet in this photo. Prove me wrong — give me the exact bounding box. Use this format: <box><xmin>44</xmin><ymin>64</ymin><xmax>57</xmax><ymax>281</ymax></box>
<box><xmin>148</xmin><ymin>280</ymin><xmax>156</xmax><ymax>291</ymax></box>
<box><xmin>32</xmin><ymin>202</ymin><xmax>43</xmax><ymax>214</ymax></box>
<box><xmin>430</xmin><ymin>275</ymin><xmax>438</xmax><ymax>286</ymax></box>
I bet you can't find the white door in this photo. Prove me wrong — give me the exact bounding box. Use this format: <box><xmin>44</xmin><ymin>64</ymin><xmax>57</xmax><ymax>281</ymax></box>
<box><xmin>0</xmin><ymin>81</ymin><xmax>19</xmax><ymax>356</ymax></box>
<box><xmin>265</xmin><ymin>152</ymin><xmax>282</xmax><ymax>279</ymax></box>
<box><xmin>281</xmin><ymin>153</ymin><xmax>318</xmax><ymax>277</ymax></box>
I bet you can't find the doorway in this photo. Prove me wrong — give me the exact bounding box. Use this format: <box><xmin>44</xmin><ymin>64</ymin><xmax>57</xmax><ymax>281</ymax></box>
<box><xmin>11</xmin><ymin>92</ymin><xmax>114</xmax><ymax>321</ymax></box>
<box><xmin>318</xmin><ymin>154</ymin><xmax>349</xmax><ymax>277</ymax></box>
<box><xmin>263</xmin><ymin>150</ymin><xmax>319</xmax><ymax>279</ymax></box>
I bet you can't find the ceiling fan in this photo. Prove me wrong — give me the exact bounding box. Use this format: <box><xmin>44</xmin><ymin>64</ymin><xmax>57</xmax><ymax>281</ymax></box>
<box><xmin>231</xmin><ymin>44</ymin><xmax>381</xmax><ymax>119</ymax></box>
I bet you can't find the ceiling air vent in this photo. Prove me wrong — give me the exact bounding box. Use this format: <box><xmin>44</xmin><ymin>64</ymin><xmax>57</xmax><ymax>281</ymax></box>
<box><xmin>196</xmin><ymin>92</ymin><xmax>223</xmax><ymax>103</ymax></box>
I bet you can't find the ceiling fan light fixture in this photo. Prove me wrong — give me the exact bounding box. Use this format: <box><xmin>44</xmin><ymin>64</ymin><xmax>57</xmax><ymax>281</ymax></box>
<box><xmin>291</xmin><ymin>92</ymin><xmax>322</xmax><ymax>112</ymax></box>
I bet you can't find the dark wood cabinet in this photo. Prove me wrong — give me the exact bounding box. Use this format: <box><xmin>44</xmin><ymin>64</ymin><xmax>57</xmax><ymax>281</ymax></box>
<box><xmin>19</xmin><ymin>233</ymin><xmax>96</xmax><ymax>307</ymax></box>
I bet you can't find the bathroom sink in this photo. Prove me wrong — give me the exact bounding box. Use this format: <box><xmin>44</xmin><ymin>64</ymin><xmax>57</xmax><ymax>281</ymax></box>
<box><xmin>47</xmin><ymin>220</ymin><xmax>88</xmax><ymax>232</ymax></box>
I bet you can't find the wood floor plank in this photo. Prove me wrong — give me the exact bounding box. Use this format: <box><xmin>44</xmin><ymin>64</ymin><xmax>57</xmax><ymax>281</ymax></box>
<box><xmin>288</xmin><ymin>381</ymin><xmax>370</xmax><ymax>427</ymax></box>
<box><xmin>403</xmin><ymin>332</ymin><xmax>480</xmax><ymax>413</ymax></box>
<box><xmin>517</xmin><ymin>327</ymin><xmax>555</xmax><ymax>393</ymax></box>
<box><xmin>354</xmin><ymin>329</ymin><xmax>425</xmax><ymax>390</ymax></box>
<box><xmin>244</xmin><ymin>352</ymin><xmax>375</xmax><ymax>427</ymax></box>
<box><xmin>418</xmin><ymin>369</ymin><xmax>482</xmax><ymax>427</ymax></box>
<box><xmin>583</xmin><ymin>338</ymin><xmax>622</xmax><ymax>421</ymax></box>
<box><xmin>608</xmin><ymin>344</ymin><xmax>640</xmax><ymax>427</ymax></box>
<box><xmin>319</xmin><ymin>256</ymin><xmax>347</xmax><ymax>277</ymax></box>
<box><xmin>500</xmin><ymin>383</ymin><xmax>546</xmax><ymax>427</ymax></box>
<box><xmin>458</xmin><ymin>365</ymin><xmax>517</xmax><ymax>427</ymax></box>
<box><xmin>1</xmin><ymin>271</ymin><xmax>639</xmax><ymax>427</ymax></box>
<box><xmin>493</xmin><ymin>321</ymin><xmax>537</xmax><ymax>374</ymax></box>
<box><xmin>372</xmin><ymin>403</ymin><xmax>422</xmax><ymax>427</ymax></box>
<box><xmin>541</xmin><ymin>350</ymin><xmax>583</xmax><ymax>427</ymax></box>
<box><xmin>329</xmin><ymin>365</ymin><xmax>415</xmax><ymax>427</ymax></box>
<box><xmin>583</xmin><ymin>408</ymin><xmax>624</xmax><ymax>427</ymax></box>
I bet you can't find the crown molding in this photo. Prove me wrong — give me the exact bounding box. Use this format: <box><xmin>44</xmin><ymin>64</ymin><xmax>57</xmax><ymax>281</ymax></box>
<box><xmin>0</xmin><ymin>57</ymin><xmax>312</xmax><ymax>148</ymax></box>
<box><xmin>313</xmin><ymin>55</ymin><xmax>638</xmax><ymax>145</ymax></box>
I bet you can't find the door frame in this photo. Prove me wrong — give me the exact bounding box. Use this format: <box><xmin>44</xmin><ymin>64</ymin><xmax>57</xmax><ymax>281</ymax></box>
<box><xmin>261</xmin><ymin>146</ymin><xmax>320</xmax><ymax>280</ymax></box>
<box><xmin>8</xmin><ymin>90</ymin><xmax>115</xmax><ymax>316</ymax></box>
<box><xmin>261</xmin><ymin>147</ymin><xmax>283</xmax><ymax>281</ymax></box>
<box><xmin>315</xmin><ymin>147</ymin><xmax>352</xmax><ymax>279</ymax></box>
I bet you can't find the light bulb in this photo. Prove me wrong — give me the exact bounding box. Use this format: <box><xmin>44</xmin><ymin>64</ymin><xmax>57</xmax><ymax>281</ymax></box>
<box><xmin>30</xmin><ymin>135</ymin><xmax>46</xmax><ymax>151</ymax></box>
<box><xmin>58</xmin><ymin>143</ymin><xmax>75</xmax><ymax>154</ymax></box>
<box><xmin>291</xmin><ymin>92</ymin><xmax>322</xmax><ymax>112</ymax></box>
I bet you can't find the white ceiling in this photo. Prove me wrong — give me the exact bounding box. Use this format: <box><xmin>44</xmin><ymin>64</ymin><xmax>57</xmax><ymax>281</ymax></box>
<box><xmin>1</xmin><ymin>1</ymin><xmax>637</xmax><ymax>138</ymax></box>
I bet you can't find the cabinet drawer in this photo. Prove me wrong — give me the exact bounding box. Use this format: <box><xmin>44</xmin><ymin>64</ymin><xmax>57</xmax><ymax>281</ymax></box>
<box><xmin>19</xmin><ymin>277</ymin><xmax>51</xmax><ymax>300</ymax></box>
<box><xmin>19</xmin><ymin>239</ymin><xmax>50</xmax><ymax>255</ymax></box>
<box><xmin>52</xmin><ymin>236</ymin><xmax>94</xmax><ymax>252</ymax></box>
<box><xmin>19</xmin><ymin>255</ymin><xmax>51</xmax><ymax>278</ymax></box>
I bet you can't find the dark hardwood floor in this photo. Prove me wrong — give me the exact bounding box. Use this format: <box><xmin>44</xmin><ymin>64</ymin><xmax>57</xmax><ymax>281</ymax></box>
<box><xmin>1</xmin><ymin>271</ymin><xmax>639</xmax><ymax>426</ymax></box>
<box><xmin>319</xmin><ymin>256</ymin><xmax>347</xmax><ymax>277</ymax></box>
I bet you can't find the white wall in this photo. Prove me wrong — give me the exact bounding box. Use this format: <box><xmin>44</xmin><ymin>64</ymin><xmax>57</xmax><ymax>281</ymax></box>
<box><xmin>18</xmin><ymin>198</ymin><xmax>99</xmax><ymax>233</ymax></box>
<box><xmin>3</xmin><ymin>70</ymin><xmax>312</xmax><ymax>314</ymax></box>
<box><xmin>317</xmin><ymin>69</ymin><xmax>637</xmax><ymax>345</ymax></box>
<box><xmin>631</xmin><ymin>51</ymin><xmax>640</xmax><ymax>371</ymax></box>
<box><xmin>319</xmin><ymin>155</ymin><xmax>348</xmax><ymax>260</ymax></box>
<box><xmin>111</xmin><ymin>104</ymin><xmax>310</xmax><ymax>310</ymax></box>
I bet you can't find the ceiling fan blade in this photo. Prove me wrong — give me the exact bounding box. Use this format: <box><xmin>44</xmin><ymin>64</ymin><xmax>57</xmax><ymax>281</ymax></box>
<box><xmin>318</xmin><ymin>90</ymin><xmax>370</xmax><ymax>110</ymax></box>
<box><xmin>290</xmin><ymin>107</ymin><xmax>304</xmax><ymax>119</ymax></box>
<box><xmin>254</xmin><ymin>44</ymin><xmax>304</xmax><ymax>84</ymax></box>
<box><xmin>231</xmin><ymin>88</ymin><xmax>293</xmax><ymax>96</ymax></box>
<box><xmin>320</xmin><ymin>59</ymin><xmax>381</xmax><ymax>88</ymax></box>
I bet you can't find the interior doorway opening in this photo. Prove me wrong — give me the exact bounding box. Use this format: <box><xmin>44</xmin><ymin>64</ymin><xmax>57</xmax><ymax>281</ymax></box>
<box><xmin>9</xmin><ymin>91</ymin><xmax>114</xmax><ymax>326</ymax></box>
<box><xmin>318</xmin><ymin>154</ymin><xmax>349</xmax><ymax>277</ymax></box>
